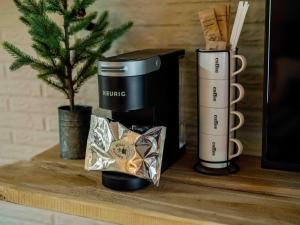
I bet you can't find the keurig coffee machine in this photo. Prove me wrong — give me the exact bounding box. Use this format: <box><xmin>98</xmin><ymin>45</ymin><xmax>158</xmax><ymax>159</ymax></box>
<box><xmin>97</xmin><ymin>49</ymin><xmax>185</xmax><ymax>190</ymax></box>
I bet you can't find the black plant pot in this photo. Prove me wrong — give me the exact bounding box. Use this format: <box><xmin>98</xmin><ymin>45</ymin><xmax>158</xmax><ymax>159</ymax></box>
<box><xmin>58</xmin><ymin>105</ymin><xmax>92</xmax><ymax>159</ymax></box>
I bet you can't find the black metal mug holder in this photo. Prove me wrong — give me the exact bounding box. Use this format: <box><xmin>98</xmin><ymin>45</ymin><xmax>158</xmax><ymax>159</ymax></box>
<box><xmin>194</xmin><ymin>49</ymin><xmax>240</xmax><ymax>176</ymax></box>
<box><xmin>194</xmin><ymin>158</ymin><xmax>239</xmax><ymax>175</ymax></box>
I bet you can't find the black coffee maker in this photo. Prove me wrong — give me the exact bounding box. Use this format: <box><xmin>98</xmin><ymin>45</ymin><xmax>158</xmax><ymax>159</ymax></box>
<box><xmin>97</xmin><ymin>49</ymin><xmax>185</xmax><ymax>190</ymax></box>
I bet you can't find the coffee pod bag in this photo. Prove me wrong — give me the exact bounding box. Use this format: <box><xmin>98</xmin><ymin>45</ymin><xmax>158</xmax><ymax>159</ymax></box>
<box><xmin>85</xmin><ymin>115</ymin><xmax>166</xmax><ymax>186</ymax></box>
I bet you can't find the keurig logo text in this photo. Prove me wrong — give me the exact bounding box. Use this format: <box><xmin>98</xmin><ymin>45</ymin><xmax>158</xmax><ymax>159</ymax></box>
<box><xmin>215</xmin><ymin>58</ymin><xmax>220</xmax><ymax>73</ymax></box>
<box><xmin>102</xmin><ymin>91</ymin><xmax>126</xmax><ymax>97</ymax></box>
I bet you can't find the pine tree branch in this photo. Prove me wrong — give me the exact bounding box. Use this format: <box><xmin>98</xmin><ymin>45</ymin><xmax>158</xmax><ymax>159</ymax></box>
<box><xmin>71</xmin><ymin>48</ymin><xmax>88</xmax><ymax>67</ymax></box>
<box><xmin>37</xmin><ymin>64</ymin><xmax>66</xmax><ymax>88</ymax></box>
<box><xmin>13</xmin><ymin>0</ymin><xmax>34</xmax><ymax>15</ymax></box>
<box><xmin>27</xmin><ymin>14</ymin><xmax>64</xmax><ymax>50</ymax></box>
<box><xmin>46</xmin><ymin>0</ymin><xmax>64</xmax><ymax>14</ymax></box>
<box><xmin>73</xmin><ymin>56</ymin><xmax>96</xmax><ymax>84</ymax></box>
<box><xmin>99</xmin><ymin>21</ymin><xmax>133</xmax><ymax>53</ymax></box>
<box><xmin>32</xmin><ymin>42</ymin><xmax>54</xmax><ymax>60</ymax></box>
<box><xmin>72</xmin><ymin>18</ymin><xmax>132</xmax><ymax>55</ymax></box>
<box><xmin>72</xmin><ymin>0</ymin><xmax>96</xmax><ymax>12</ymax></box>
<box><xmin>70</xmin><ymin>11</ymin><xmax>109</xmax><ymax>52</ymax></box>
<box><xmin>19</xmin><ymin>16</ymin><xmax>30</xmax><ymax>26</ymax></box>
<box><xmin>69</xmin><ymin>12</ymin><xmax>97</xmax><ymax>35</ymax></box>
<box><xmin>2</xmin><ymin>41</ymin><xmax>36</xmax><ymax>70</ymax></box>
<box><xmin>2</xmin><ymin>41</ymin><xmax>63</xmax><ymax>80</ymax></box>
<box><xmin>39</xmin><ymin>76</ymin><xmax>68</xmax><ymax>98</ymax></box>
<box><xmin>74</xmin><ymin>63</ymin><xmax>97</xmax><ymax>92</ymax></box>
<box><xmin>23</xmin><ymin>0</ymin><xmax>45</xmax><ymax>15</ymax></box>
<box><xmin>71</xmin><ymin>31</ymin><xmax>104</xmax><ymax>51</ymax></box>
<box><xmin>32</xmin><ymin>60</ymin><xmax>64</xmax><ymax>76</ymax></box>
<box><xmin>80</xmin><ymin>0</ymin><xmax>96</xmax><ymax>9</ymax></box>
<box><xmin>31</xmin><ymin>61</ymin><xmax>59</xmax><ymax>74</ymax></box>
<box><xmin>61</xmin><ymin>0</ymin><xmax>67</xmax><ymax>10</ymax></box>
<box><xmin>3</xmin><ymin>42</ymin><xmax>30</xmax><ymax>60</ymax></box>
<box><xmin>93</xmin><ymin>10</ymin><xmax>109</xmax><ymax>32</ymax></box>
<box><xmin>9</xmin><ymin>59</ymin><xmax>31</xmax><ymax>71</ymax></box>
<box><xmin>32</xmin><ymin>38</ymin><xmax>62</xmax><ymax>60</ymax></box>
<box><xmin>14</xmin><ymin>0</ymin><xmax>46</xmax><ymax>28</ymax></box>
<box><xmin>72</xmin><ymin>20</ymin><xmax>133</xmax><ymax>92</ymax></box>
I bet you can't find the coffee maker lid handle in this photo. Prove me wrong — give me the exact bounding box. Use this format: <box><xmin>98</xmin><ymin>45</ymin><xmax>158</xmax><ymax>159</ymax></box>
<box><xmin>97</xmin><ymin>56</ymin><xmax>161</xmax><ymax>77</ymax></box>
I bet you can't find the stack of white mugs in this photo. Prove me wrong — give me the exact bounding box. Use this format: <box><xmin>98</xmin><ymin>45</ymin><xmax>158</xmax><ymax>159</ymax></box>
<box><xmin>198</xmin><ymin>50</ymin><xmax>247</xmax><ymax>169</ymax></box>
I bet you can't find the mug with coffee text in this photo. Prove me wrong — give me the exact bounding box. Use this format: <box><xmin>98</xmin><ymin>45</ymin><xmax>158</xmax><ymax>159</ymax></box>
<box><xmin>199</xmin><ymin>133</ymin><xmax>243</xmax><ymax>169</ymax></box>
<box><xmin>199</xmin><ymin>79</ymin><xmax>245</xmax><ymax>108</ymax></box>
<box><xmin>198</xmin><ymin>50</ymin><xmax>247</xmax><ymax>80</ymax></box>
<box><xmin>199</xmin><ymin>106</ymin><xmax>244</xmax><ymax>136</ymax></box>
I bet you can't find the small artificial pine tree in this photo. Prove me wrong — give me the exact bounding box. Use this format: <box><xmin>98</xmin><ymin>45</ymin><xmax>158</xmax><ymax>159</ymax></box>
<box><xmin>2</xmin><ymin>0</ymin><xmax>133</xmax><ymax>111</ymax></box>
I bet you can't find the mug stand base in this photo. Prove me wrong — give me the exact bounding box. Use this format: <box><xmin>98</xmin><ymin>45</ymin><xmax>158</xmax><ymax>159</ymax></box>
<box><xmin>194</xmin><ymin>161</ymin><xmax>239</xmax><ymax>176</ymax></box>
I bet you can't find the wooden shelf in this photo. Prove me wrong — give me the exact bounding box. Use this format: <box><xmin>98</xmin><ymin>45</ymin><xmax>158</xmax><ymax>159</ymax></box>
<box><xmin>0</xmin><ymin>145</ymin><xmax>300</xmax><ymax>225</ymax></box>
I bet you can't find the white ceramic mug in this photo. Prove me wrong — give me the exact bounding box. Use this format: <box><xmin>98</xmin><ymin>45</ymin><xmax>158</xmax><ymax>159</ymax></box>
<box><xmin>199</xmin><ymin>78</ymin><xmax>245</xmax><ymax>108</ymax></box>
<box><xmin>199</xmin><ymin>106</ymin><xmax>244</xmax><ymax>136</ymax></box>
<box><xmin>199</xmin><ymin>133</ymin><xmax>243</xmax><ymax>169</ymax></box>
<box><xmin>198</xmin><ymin>50</ymin><xmax>247</xmax><ymax>80</ymax></box>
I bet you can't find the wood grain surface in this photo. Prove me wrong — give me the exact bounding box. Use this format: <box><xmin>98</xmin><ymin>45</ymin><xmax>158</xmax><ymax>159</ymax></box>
<box><xmin>94</xmin><ymin>0</ymin><xmax>266</xmax><ymax>156</ymax></box>
<box><xmin>0</xmin><ymin>145</ymin><xmax>299</xmax><ymax>225</ymax></box>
